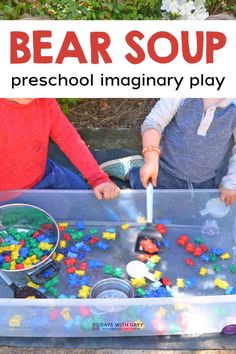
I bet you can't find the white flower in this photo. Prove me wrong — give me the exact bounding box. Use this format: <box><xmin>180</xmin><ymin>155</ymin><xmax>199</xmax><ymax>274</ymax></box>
<box><xmin>161</xmin><ymin>0</ymin><xmax>181</xmax><ymax>15</ymax></box>
<box><xmin>179</xmin><ymin>1</ymin><xmax>195</xmax><ymax>17</ymax></box>
<box><xmin>161</xmin><ymin>0</ymin><xmax>209</xmax><ymax>20</ymax></box>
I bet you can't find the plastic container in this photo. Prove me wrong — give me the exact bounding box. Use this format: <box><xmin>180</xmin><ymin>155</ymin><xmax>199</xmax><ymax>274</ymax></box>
<box><xmin>0</xmin><ymin>189</ymin><xmax>236</xmax><ymax>337</ymax></box>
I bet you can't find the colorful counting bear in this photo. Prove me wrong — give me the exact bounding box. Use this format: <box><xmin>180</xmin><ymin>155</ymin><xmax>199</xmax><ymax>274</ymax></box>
<box><xmin>75</xmin><ymin>270</ymin><xmax>85</xmax><ymax>276</ymax></box>
<box><xmin>9</xmin><ymin>315</ymin><xmax>22</xmax><ymax>327</ymax></box>
<box><xmin>228</xmin><ymin>265</ymin><xmax>236</xmax><ymax>273</ymax></box>
<box><xmin>80</xmin><ymin>262</ymin><xmax>88</xmax><ymax>271</ymax></box>
<box><xmin>214</xmin><ymin>278</ymin><xmax>229</xmax><ymax>290</ymax></box>
<box><xmin>199</xmin><ymin>267</ymin><xmax>207</xmax><ymax>276</ymax></box>
<box><xmin>88</xmin><ymin>260</ymin><xmax>103</xmax><ymax>269</ymax></box>
<box><xmin>76</xmin><ymin>221</ymin><xmax>85</xmax><ymax>230</ymax></box>
<box><xmin>59</xmin><ymin>222</ymin><xmax>69</xmax><ymax>228</ymax></box>
<box><xmin>146</xmin><ymin>260</ymin><xmax>156</xmax><ymax>269</ymax></box>
<box><xmin>102</xmin><ymin>232</ymin><xmax>116</xmax><ymax>240</ymax></box>
<box><xmin>55</xmin><ymin>253</ymin><xmax>64</xmax><ymax>262</ymax></box>
<box><xmin>103</xmin><ymin>265</ymin><xmax>113</xmax><ymax>275</ymax></box>
<box><xmin>121</xmin><ymin>224</ymin><xmax>130</xmax><ymax>230</ymax></box>
<box><xmin>11</xmin><ymin>251</ymin><xmax>20</xmax><ymax>261</ymax></box>
<box><xmin>176</xmin><ymin>278</ymin><xmax>185</xmax><ymax>288</ymax></box>
<box><xmin>39</xmin><ymin>242</ymin><xmax>53</xmax><ymax>251</ymax></box>
<box><xmin>136</xmin><ymin>288</ymin><xmax>146</xmax><ymax>297</ymax></box>
<box><xmin>185</xmin><ymin>258</ymin><xmax>195</xmax><ymax>266</ymax></box>
<box><xmin>131</xmin><ymin>277</ymin><xmax>146</xmax><ymax>287</ymax></box>
<box><xmin>64</xmin><ymin>258</ymin><xmax>77</xmax><ymax>266</ymax></box>
<box><xmin>156</xmin><ymin>306</ymin><xmax>167</xmax><ymax>319</ymax></box>
<box><xmin>150</xmin><ymin>255</ymin><xmax>161</xmax><ymax>264</ymax></box>
<box><xmin>176</xmin><ymin>234</ymin><xmax>189</xmax><ymax>247</ymax></box>
<box><xmin>193</xmin><ymin>247</ymin><xmax>202</xmax><ymax>257</ymax></box>
<box><xmin>161</xmin><ymin>277</ymin><xmax>171</xmax><ymax>286</ymax></box>
<box><xmin>89</xmin><ymin>237</ymin><xmax>99</xmax><ymax>244</ymax></box>
<box><xmin>67</xmin><ymin>274</ymin><xmax>80</xmax><ymax>286</ymax></box>
<box><xmin>60</xmin><ymin>307</ymin><xmax>71</xmax><ymax>321</ymax></box>
<box><xmin>200</xmin><ymin>244</ymin><xmax>208</xmax><ymax>252</ymax></box>
<box><xmin>59</xmin><ymin>240</ymin><xmax>67</xmax><ymax>249</ymax></box>
<box><xmin>112</xmin><ymin>267</ymin><xmax>123</xmax><ymax>278</ymax></box>
<box><xmin>155</xmin><ymin>224</ymin><xmax>167</xmax><ymax>235</ymax></box>
<box><xmin>212</xmin><ymin>264</ymin><xmax>221</xmax><ymax>273</ymax></box>
<box><xmin>221</xmin><ymin>252</ymin><xmax>231</xmax><ymax>260</ymax></box>
<box><xmin>154</xmin><ymin>270</ymin><xmax>162</xmax><ymax>280</ymax></box>
<box><xmin>185</xmin><ymin>243</ymin><xmax>195</xmax><ymax>253</ymax></box>
<box><xmin>96</xmin><ymin>241</ymin><xmax>109</xmax><ymax>250</ymax></box>
<box><xmin>78</xmin><ymin>285</ymin><xmax>91</xmax><ymax>298</ymax></box>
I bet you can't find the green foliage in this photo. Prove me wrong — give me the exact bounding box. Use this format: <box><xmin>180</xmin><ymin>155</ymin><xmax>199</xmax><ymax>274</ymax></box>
<box><xmin>57</xmin><ymin>98</ymin><xmax>81</xmax><ymax>116</ymax></box>
<box><xmin>0</xmin><ymin>0</ymin><xmax>162</xmax><ymax>20</ymax></box>
<box><xmin>1</xmin><ymin>0</ymin><xmax>235</xmax><ymax>20</ymax></box>
<box><xmin>206</xmin><ymin>0</ymin><xmax>236</xmax><ymax>16</ymax></box>
<box><xmin>0</xmin><ymin>1</ymin><xmax>38</xmax><ymax>20</ymax></box>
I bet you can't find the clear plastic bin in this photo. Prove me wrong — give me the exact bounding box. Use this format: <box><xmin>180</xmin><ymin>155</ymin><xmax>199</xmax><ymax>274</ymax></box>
<box><xmin>0</xmin><ymin>189</ymin><xmax>236</xmax><ymax>337</ymax></box>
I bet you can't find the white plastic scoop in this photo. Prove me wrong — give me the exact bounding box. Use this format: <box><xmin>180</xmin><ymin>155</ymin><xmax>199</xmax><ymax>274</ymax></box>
<box><xmin>200</xmin><ymin>198</ymin><xmax>230</xmax><ymax>218</ymax></box>
<box><xmin>126</xmin><ymin>260</ymin><xmax>155</xmax><ymax>282</ymax></box>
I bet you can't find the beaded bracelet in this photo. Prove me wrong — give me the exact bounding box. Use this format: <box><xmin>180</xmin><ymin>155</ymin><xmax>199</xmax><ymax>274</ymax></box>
<box><xmin>142</xmin><ymin>145</ymin><xmax>161</xmax><ymax>156</ymax></box>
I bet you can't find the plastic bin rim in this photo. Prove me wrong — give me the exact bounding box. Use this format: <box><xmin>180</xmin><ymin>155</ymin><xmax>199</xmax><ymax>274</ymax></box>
<box><xmin>0</xmin><ymin>189</ymin><xmax>220</xmax><ymax>195</ymax></box>
<box><xmin>1</xmin><ymin>294</ymin><xmax>236</xmax><ymax>306</ymax></box>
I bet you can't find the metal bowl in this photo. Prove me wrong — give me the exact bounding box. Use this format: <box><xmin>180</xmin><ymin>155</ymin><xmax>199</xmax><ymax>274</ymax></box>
<box><xmin>0</xmin><ymin>203</ymin><xmax>59</xmax><ymax>272</ymax></box>
<box><xmin>91</xmin><ymin>278</ymin><xmax>134</xmax><ymax>299</ymax></box>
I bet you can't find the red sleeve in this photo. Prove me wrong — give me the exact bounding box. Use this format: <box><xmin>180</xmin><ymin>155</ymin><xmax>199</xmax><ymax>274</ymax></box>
<box><xmin>48</xmin><ymin>99</ymin><xmax>111</xmax><ymax>188</ymax></box>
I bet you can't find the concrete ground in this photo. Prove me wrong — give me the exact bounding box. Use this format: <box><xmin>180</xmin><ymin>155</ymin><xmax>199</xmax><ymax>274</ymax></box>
<box><xmin>1</xmin><ymin>350</ymin><xmax>236</xmax><ymax>354</ymax></box>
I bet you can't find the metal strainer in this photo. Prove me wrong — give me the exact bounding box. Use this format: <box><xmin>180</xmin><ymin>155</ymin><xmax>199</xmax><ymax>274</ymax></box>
<box><xmin>90</xmin><ymin>278</ymin><xmax>134</xmax><ymax>313</ymax></box>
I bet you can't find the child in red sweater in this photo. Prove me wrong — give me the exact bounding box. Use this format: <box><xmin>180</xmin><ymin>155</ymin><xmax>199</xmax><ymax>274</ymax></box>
<box><xmin>1</xmin><ymin>98</ymin><xmax>120</xmax><ymax>200</ymax></box>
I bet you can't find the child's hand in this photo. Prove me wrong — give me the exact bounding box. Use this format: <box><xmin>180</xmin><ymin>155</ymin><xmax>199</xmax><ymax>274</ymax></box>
<box><xmin>140</xmin><ymin>158</ymin><xmax>159</xmax><ymax>188</ymax></box>
<box><xmin>220</xmin><ymin>187</ymin><xmax>236</xmax><ymax>206</ymax></box>
<box><xmin>93</xmin><ymin>182</ymin><xmax>120</xmax><ymax>200</ymax></box>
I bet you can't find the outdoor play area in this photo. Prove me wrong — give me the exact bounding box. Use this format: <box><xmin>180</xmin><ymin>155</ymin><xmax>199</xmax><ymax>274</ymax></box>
<box><xmin>1</xmin><ymin>188</ymin><xmax>236</xmax><ymax>337</ymax></box>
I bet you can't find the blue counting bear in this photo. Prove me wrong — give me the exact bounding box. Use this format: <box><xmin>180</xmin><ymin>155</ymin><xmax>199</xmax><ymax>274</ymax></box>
<box><xmin>200</xmin><ymin>254</ymin><xmax>210</xmax><ymax>263</ymax></box>
<box><xmin>37</xmin><ymin>234</ymin><xmax>47</xmax><ymax>242</ymax></box>
<box><xmin>42</xmin><ymin>268</ymin><xmax>54</xmax><ymax>278</ymax></box>
<box><xmin>211</xmin><ymin>248</ymin><xmax>224</xmax><ymax>256</ymax></box>
<box><xmin>79</xmin><ymin>276</ymin><xmax>90</xmax><ymax>286</ymax></box>
<box><xmin>88</xmin><ymin>260</ymin><xmax>103</xmax><ymax>268</ymax></box>
<box><xmin>156</xmin><ymin>287</ymin><xmax>169</xmax><ymax>297</ymax></box>
<box><xmin>185</xmin><ymin>277</ymin><xmax>197</xmax><ymax>289</ymax></box>
<box><xmin>106</xmin><ymin>228</ymin><xmax>115</xmax><ymax>233</ymax></box>
<box><xmin>74</xmin><ymin>315</ymin><xmax>82</xmax><ymax>326</ymax></box>
<box><xmin>69</xmin><ymin>246</ymin><xmax>79</xmax><ymax>253</ymax></box>
<box><xmin>19</xmin><ymin>247</ymin><xmax>29</xmax><ymax>258</ymax></box>
<box><xmin>83</xmin><ymin>235</ymin><xmax>92</xmax><ymax>242</ymax></box>
<box><xmin>65</xmin><ymin>319</ymin><xmax>74</xmax><ymax>330</ymax></box>
<box><xmin>75</xmin><ymin>242</ymin><xmax>91</xmax><ymax>253</ymax></box>
<box><xmin>76</xmin><ymin>221</ymin><xmax>85</xmax><ymax>230</ymax></box>
<box><xmin>0</xmin><ymin>254</ymin><xmax>5</xmax><ymax>265</ymax></box>
<box><xmin>78</xmin><ymin>253</ymin><xmax>85</xmax><ymax>260</ymax></box>
<box><xmin>67</xmin><ymin>274</ymin><xmax>80</xmax><ymax>287</ymax></box>
<box><xmin>67</xmin><ymin>251</ymin><xmax>78</xmax><ymax>258</ymax></box>
<box><xmin>96</xmin><ymin>241</ymin><xmax>109</xmax><ymax>250</ymax></box>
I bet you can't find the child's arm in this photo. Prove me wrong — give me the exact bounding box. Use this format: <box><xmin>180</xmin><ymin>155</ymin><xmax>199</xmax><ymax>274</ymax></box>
<box><xmin>140</xmin><ymin>98</ymin><xmax>182</xmax><ymax>187</ymax></box>
<box><xmin>48</xmin><ymin>99</ymin><xmax>119</xmax><ymax>199</ymax></box>
<box><xmin>219</xmin><ymin>128</ymin><xmax>236</xmax><ymax>205</ymax></box>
